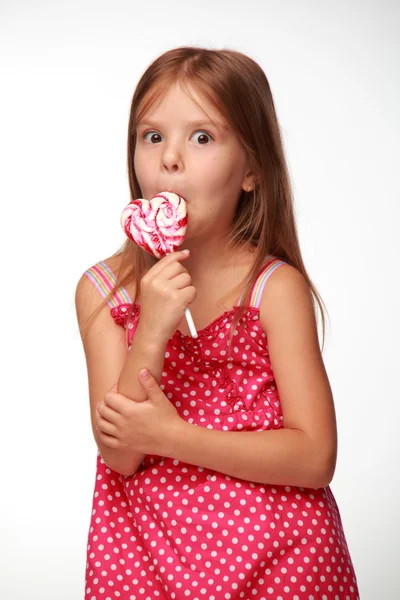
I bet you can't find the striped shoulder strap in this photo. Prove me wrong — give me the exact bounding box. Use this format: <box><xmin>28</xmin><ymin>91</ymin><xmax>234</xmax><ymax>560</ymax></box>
<box><xmin>248</xmin><ymin>255</ymin><xmax>287</xmax><ymax>309</ymax></box>
<box><xmin>83</xmin><ymin>260</ymin><xmax>133</xmax><ymax>308</ymax></box>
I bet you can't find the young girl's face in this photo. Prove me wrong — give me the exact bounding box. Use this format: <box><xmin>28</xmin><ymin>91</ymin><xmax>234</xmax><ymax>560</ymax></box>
<box><xmin>134</xmin><ymin>81</ymin><xmax>252</xmax><ymax>242</ymax></box>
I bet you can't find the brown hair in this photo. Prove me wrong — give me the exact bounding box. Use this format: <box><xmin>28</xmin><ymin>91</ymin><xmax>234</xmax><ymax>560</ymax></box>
<box><xmin>88</xmin><ymin>46</ymin><xmax>329</xmax><ymax>350</ymax></box>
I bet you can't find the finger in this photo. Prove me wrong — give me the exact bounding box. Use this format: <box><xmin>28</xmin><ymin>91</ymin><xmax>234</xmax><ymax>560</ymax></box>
<box><xmin>97</xmin><ymin>416</ymin><xmax>118</xmax><ymax>436</ymax></box>
<box><xmin>138</xmin><ymin>369</ymin><xmax>160</xmax><ymax>396</ymax></box>
<box><xmin>104</xmin><ymin>392</ymin><xmax>130</xmax><ymax>415</ymax></box>
<box><xmin>156</xmin><ymin>260</ymin><xmax>189</xmax><ymax>282</ymax></box>
<box><xmin>181</xmin><ymin>285</ymin><xmax>197</xmax><ymax>305</ymax></box>
<box><xmin>98</xmin><ymin>402</ymin><xmax>121</xmax><ymax>423</ymax></box>
<box><xmin>98</xmin><ymin>430</ymin><xmax>120</xmax><ymax>449</ymax></box>
<box><xmin>144</xmin><ymin>250</ymin><xmax>190</xmax><ymax>282</ymax></box>
<box><xmin>172</xmin><ymin>271</ymin><xmax>192</xmax><ymax>290</ymax></box>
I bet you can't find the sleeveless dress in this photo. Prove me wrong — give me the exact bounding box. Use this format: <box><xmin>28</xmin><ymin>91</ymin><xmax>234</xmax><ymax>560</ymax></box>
<box><xmin>82</xmin><ymin>256</ymin><xmax>359</xmax><ymax>600</ymax></box>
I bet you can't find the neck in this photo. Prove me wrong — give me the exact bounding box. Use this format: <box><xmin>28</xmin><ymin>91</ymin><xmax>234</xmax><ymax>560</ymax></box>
<box><xmin>180</xmin><ymin>236</ymin><xmax>255</xmax><ymax>281</ymax></box>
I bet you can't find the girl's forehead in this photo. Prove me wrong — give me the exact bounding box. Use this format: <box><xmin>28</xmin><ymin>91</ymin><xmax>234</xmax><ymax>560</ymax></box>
<box><xmin>139</xmin><ymin>80</ymin><xmax>227</xmax><ymax>124</ymax></box>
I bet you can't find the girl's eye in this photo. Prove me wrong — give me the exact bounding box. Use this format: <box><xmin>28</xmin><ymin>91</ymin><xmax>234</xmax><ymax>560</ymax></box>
<box><xmin>191</xmin><ymin>131</ymin><xmax>213</xmax><ymax>144</ymax></box>
<box><xmin>142</xmin><ymin>130</ymin><xmax>213</xmax><ymax>144</ymax></box>
<box><xmin>143</xmin><ymin>132</ymin><xmax>162</xmax><ymax>144</ymax></box>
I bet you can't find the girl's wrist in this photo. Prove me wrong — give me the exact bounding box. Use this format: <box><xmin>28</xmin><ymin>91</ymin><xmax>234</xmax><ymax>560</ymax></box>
<box><xmin>135</xmin><ymin>320</ymin><xmax>170</xmax><ymax>348</ymax></box>
<box><xmin>162</xmin><ymin>416</ymin><xmax>191</xmax><ymax>458</ymax></box>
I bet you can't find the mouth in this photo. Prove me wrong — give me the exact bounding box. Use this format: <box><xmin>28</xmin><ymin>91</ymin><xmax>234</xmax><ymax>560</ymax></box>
<box><xmin>159</xmin><ymin>190</ymin><xmax>187</xmax><ymax>200</ymax></box>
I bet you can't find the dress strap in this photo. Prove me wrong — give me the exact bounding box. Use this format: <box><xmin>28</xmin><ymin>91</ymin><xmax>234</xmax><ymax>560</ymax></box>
<box><xmin>83</xmin><ymin>260</ymin><xmax>133</xmax><ymax>308</ymax></box>
<box><xmin>239</xmin><ymin>255</ymin><xmax>286</xmax><ymax>308</ymax></box>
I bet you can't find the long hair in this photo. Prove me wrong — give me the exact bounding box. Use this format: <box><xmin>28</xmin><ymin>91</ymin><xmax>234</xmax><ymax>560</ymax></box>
<box><xmin>87</xmin><ymin>46</ymin><xmax>329</xmax><ymax>350</ymax></box>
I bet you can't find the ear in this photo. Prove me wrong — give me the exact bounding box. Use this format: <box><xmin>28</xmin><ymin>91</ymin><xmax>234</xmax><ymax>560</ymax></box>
<box><xmin>241</xmin><ymin>169</ymin><xmax>259</xmax><ymax>193</ymax></box>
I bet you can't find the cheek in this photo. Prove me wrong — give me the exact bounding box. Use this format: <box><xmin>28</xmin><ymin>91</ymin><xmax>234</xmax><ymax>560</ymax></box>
<box><xmin>202</xmin><ymin>147</ymin><xmax>245</xmax><ymax>186</ymax></box>
<box><xmin>133</xmin><ymin>151</ymin><xmax>146</xmax><ymax>181</ymax></box>
<box><xmin>134</xmin><ymin>152</ymin><xmax>156</xmax><ymax>192</ymax></box>
<box><xmin>195</xmin><ymin>163</ymin><xmax>243</xmax><ymax>198</ymax></box>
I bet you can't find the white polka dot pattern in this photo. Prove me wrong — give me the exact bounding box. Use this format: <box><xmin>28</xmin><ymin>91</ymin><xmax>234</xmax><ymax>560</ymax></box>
<box><xmin>84</xmin><ymin>304</ymin><xmax>359</xmax><ymax>599</ymax></box>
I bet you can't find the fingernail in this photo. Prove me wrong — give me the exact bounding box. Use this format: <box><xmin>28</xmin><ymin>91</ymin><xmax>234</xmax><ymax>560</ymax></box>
<box><xmin>182</xmin><ymin>249</ymin><xmax>190</xmax><ymax>255</ymax></box>
<box><xmin>140</xmin><ymin>368</ymin><xmax>149</xmax><ymax>379</ymax></box>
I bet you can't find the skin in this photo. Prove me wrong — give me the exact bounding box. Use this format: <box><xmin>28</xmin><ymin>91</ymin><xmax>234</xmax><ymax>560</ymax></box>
<box><xmin>92</xmin><ymin>81</ymin><xmax>337</xmax><ymax>487</ymax></box>
<box><xmin>134</xmin><ymin>80</ymin><xmax>258</xmax><ymax>280</ymax></box>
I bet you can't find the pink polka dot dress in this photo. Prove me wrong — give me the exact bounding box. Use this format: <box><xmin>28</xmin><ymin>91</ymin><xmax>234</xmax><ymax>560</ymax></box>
<box><xmin>83</xmin><ymin>256</ymin><xmax>359</xmax><ymax>600</ymax></box>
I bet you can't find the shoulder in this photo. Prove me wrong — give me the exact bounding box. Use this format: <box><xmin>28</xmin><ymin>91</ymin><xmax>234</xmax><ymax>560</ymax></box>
<box><xmin>75</xmin><ymin>253</ymin><xmax>130</xmax><ymax>338</ymax></box>
<box><xmin>259</xmin><ymin>261</ymin><xmax>317</xmax><ymax>341</ymax></box>
<box><xmin>75</xmin><ymin>268</ymin><xmax>107</xmax><ymax>344</ymax></box>
<box><xmin>258</xmin><ymin>261</ymin><xmax>323</xmax><ymax>403</ymax></box>
<box><xmin>75</xmin><ymin>254</ymin><xmax>116</xmax><ymax>304</ymax></box>
<box><xmin>75</xmin><ymin>253</ymin><xmax>132</xmax><ymax>300</ymax></box>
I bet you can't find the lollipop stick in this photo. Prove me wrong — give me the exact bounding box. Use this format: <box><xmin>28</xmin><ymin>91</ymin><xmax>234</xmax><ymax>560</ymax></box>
<box><xmin>121</xmin><ymin>191</ymin><xmax>195</xmax><ymax>334</ymax></box>
<box><xmin>184</xmin><ymin>307</ymin><xmax>198</xmax><ymax>338</ymax></box>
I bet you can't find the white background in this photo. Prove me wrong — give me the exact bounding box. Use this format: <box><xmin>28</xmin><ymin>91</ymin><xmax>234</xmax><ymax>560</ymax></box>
<box><xmin>1</xmin><ymin>0</ymin><xmax>399</xmax><ymax>598</ymax></box>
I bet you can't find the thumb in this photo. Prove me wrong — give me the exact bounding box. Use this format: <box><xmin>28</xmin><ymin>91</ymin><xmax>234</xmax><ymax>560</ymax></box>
<box><xmin>138</xmin><ymin>369</ymin><xmax>160</xmax><ymax>395</ymax></box>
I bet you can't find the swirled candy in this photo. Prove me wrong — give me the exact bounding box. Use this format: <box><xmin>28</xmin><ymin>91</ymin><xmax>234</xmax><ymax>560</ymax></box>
<box><xmin>120</xmin><ymin>192</ymin><xmax>188</xmax><ymax>259</ymax></box>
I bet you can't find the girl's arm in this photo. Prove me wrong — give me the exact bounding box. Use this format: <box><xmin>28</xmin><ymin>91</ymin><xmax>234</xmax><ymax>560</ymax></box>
<box><xmin>164</xmin><ymin>265</ymin><xmax>338</xmax><ymax>489</ymax></box>
<box><xmin>75</xmin><ymin>275</ymin><xmax>167</xmax><ymax>477</ymax></box>
<box><xmin>118</xmin><ymin>322</ymin><xmax>168</xmax><ymax>402</ymax></box>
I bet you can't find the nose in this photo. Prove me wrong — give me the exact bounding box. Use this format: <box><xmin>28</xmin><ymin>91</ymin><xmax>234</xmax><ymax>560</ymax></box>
<box><xmin>161</xmin><ymin>138</ymin><xmax>184</xmax><ymax>173</ymax></box>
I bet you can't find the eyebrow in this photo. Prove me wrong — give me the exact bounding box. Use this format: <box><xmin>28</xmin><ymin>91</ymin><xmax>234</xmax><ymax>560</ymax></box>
<box><xmin>137</xmin><ymin>119</ymin><xmax>229</xmax><ymax>132</ymax></box>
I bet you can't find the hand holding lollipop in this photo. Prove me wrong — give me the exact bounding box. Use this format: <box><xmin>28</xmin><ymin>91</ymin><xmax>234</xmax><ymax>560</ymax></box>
<box><xmin>120</xmin><ymin>192</ymin><xmax>198</xmax><ymax>338</ymax></box>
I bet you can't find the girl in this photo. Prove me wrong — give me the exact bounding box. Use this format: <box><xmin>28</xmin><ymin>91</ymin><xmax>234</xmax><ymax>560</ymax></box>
<box><xmin>76</xmin><ymin>47</ymin><xmax>359</xmax><ymax>600</ymax></box>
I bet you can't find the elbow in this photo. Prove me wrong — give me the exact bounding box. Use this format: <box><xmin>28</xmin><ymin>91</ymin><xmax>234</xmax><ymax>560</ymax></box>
<box><xmin>311</xmin><ymin>447</ymin><xmax>337</xmax><ymax>489</ymax></box>
<box><xmin>303</xmin><ymin>433</ymin><xmax>337</xmax><ymax>489</ymax></box>
<box><xmin>98</xmin><ymin>450</ymin><xmax>138</xmax><ymax>478</ymax></box>
<box><xmin>104</xmin><ymin>459</ymin><xmax>137</xmax><ymax>478</ymax></box>
<box><xmin>106</xmin><ymin>455</ymin><xmax>138</xmax><ymax>477</ymax></box>
<box><xmin>312</xmin><ymin>465</ymin><xmax>334</xmax><ymax>489</ymax></box>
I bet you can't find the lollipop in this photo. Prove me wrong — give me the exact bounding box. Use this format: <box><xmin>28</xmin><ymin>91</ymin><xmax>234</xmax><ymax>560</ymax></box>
<box><xmin>120</xmin><ymin>192</ymin><xmax>197</xmax><ymax>337</ymax></box>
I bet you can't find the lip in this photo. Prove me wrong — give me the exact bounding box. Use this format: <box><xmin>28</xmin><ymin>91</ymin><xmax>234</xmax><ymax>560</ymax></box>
<box><xmin>159</xmin><ymin>189</ymin><xmax>187</xmax><ymax>200</ymax></box>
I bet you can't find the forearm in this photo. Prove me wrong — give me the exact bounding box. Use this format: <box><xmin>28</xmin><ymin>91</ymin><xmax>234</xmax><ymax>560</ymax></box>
<box><xmin>105</xmin><ymin>322</ymin><xmax>167</xmax><ymax>477</ymax></box>
<box><xmin>166</xmin><ymin>422</ymin><xmax>334</xmax><ymax>489</ymax></box>
<box><xmin>118</xmin><ymin>322</ymin><xmax>167</xmax><ymax>401</ymax></box>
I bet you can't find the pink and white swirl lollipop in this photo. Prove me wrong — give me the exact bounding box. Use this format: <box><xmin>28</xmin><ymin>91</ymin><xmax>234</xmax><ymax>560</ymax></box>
<box><xmin>120</xmin><ymin>191</ymin><xmax>197</xmax><ymax>337</ymax></box>
<box><xmin>120</xmin><ymin>192</ymin><xmax>188</xmax><ymax>259</ymax></box>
